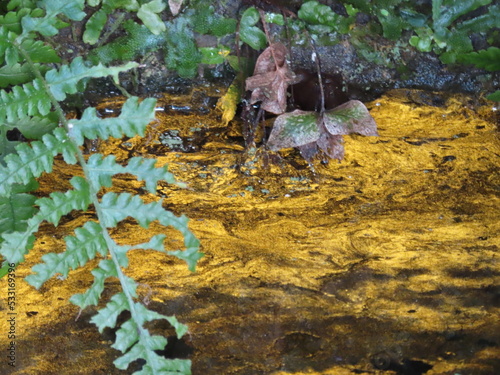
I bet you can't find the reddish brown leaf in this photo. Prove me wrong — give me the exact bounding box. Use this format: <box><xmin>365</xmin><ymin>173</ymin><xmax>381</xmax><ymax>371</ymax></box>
<box><xmin>322</xmin><ymin>100</ymin><xmax>378</xmax><ymax>136</ymax></box>
<box><xmin>316</xmin><ymin>132</ymin><xmax>345</xmax><ymax>160</ymax></box>
<box><xmin>245</xmin><ymin>42</ymin><xmax>296</xmax><ymax>114</ymax></box>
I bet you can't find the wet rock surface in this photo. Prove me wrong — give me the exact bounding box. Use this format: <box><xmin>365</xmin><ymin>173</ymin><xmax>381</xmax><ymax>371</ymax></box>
<box><xmin>2</xmin><ymin>89</ymin><xmax>499</xmax><ymax>374</ymax></box>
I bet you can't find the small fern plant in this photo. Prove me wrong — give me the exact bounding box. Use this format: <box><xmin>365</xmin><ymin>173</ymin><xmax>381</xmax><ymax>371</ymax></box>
<box><xmin>0</xmin><ymin>1</ymin><xmax>203</xmax><ymax>374</ymax></box>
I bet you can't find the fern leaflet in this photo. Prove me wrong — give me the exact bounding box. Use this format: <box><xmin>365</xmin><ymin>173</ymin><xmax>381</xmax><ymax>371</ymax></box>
<box><xmin>68</xmin><ymin>96</ymin><xmax>156</xmax><ymax>145</ymax></box>
<box><xmin>25</xmin><ymin>221</ymin><xmax>107</xmax><ymax>290</ymax></box>
<box><xmin>0</xmin><ymin>128</ymin><xmax>78</xmax><ymax>195</ymax></box>
<box><xmin>0</xmin><ymin>78</ymin><xmax>51</xmax><ymax>122</ymax></box>
<box><xmin>45</xmin><ymin>57</ymin><xmax>138</xmax><ymax>100</ymax></box>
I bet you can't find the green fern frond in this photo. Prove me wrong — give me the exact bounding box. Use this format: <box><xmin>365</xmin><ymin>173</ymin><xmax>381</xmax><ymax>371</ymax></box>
<box><xmin>92</xmin><ymin>291</ymin><xmax>132</xmax><ymax>332</ymax></box>
<box><xmin>0</xmin><ymin>78</ymin><xmax>50</xmax><ymax>122</ymax></box>
<box><xmin>125</xmin><ymin>157</ymin><xmax>178</xmax><ymax>192</ymax></box>
<box><xmin>0</xmin><ymin>190</ymin><xmax>37</xmax><ymax>233</ymax></box>
<box><xmin>24</xmin><ymin>220</ymin><xmax>105</xmax><ymax>289</ymax></box>
<box><xmin>7</xmin><ymin>0</ymin><xmax>37</xmax><ymax>11</ymax></box>
<box><xmin>137</xmin><ymin>0</ymin><xmax>167</xmax><ymax>35</ymax></box>
<box><xmin>83</xmin><ymin>8</ymin><xmax>108</xmax><ymax>45</ymax></box>
<box><xmin>0</xmin><ymin>63</ymin><xmax>49</xmax><ymax>88</ymax></box>
<box><xmin>21</xmin><ymin>0</ymin><xmax>86</xmax><ymax>36</ymax></box>
<box><xmin>0</xmin><ymin>9</ymin><xmax>34</xmax><ymax>34</ymax></box>
<box><xmin>69</xmin><ymin>261</ymin><xmax>112</xmax><ymax>309</ymax></box>
<box><xmin>0</xmin><ymin>128</ymin><xmax>78</xmax><ymax>195</ymax></box>
<box><xmin>0</xmin><ymin>214</ymin><xmax>43</xmax><ymax>264</ymax></box>
<box><xmin>97</xmin><ymin>192</ymin><xmax>202</xmax><ymax>270</ymax></box>
<box><xmin>85</xmin><ymin>154</ymin><xmax>177</xmax><ymax>194</ymax></box>
<box><xmin>86</xmin><ymin>154</ymin><xmax>125</xmax><ymax>189</ymax></box>
<box><xmin>113</xmin><ymin>332</ymin><xmax>191</xmax><ymax>374</ymax></box>
<box><xmin>36</xmin><ymin>176</ymin><xmax>92</xmax><ymax>226</ymax></box>
<box><xmin>45</xmin><ymin>57</ymin><xmax>138</xmax><ymax>101</ymax></box>
<box><xmin>104</xmin><ymin>301</ymin><xmax>191</xmax><ymax>374</ymax></box>
<box><xmin>6</xmin><ymin>112</ymin><xmax>58</xmax><ymax>139</ymax></box>
<box><xmin>99</xmin><ymin>192</ymin><xmax>162</xmax><ymax>228</ymax></box>
<box><xmin>68</xmin><ymin>96</ymin><xmax>156</xmax><ymax>145</ymax></box>
<box><xmin>20</xmin><ymin>38</ymin><xmax>60</xmax><ymax>63</ymax></box>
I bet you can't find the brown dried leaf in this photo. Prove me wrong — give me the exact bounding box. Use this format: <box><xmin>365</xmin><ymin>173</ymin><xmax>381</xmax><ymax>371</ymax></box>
<box><xmin>168</xmin><ymin>0</ymin><xmax>184</xmax><ymax>15</ymax></box>
<box><xmin>316</xmin><ymin>132</ymin><xmax>345</xmax><ymax>160</ymax></box>
<box><xmin>245</xmin><ymin>42</ymin><xmax>296</xmax><ymax>114</ymax></box>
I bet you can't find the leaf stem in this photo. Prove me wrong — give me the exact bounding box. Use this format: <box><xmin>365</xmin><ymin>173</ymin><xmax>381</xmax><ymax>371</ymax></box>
<box><xmin>310</xmin><ymin>39</ymin><xmax>325</xmax><ymax>115</ymax></box>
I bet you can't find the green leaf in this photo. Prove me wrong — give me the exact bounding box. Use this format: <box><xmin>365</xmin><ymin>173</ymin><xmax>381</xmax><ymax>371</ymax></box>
<box><xmin>379</xmin><ymin>12</ymin><xmax>404</xmax><ymax>40</ymax></box>
<box><xmin>25</xmin><ymin>220</ymin><xmax>106</xmax><ymax>289</ymax></box>
<box><xmin>267</xmin><ymin>110</ymin><xmax>320</xmax><ymax>151</ymax></box>
<box><xmin>0</xmin><ymin>128</ymin><xmax>78</xmax><ymax>196</ymax></box>
<box><xmin>97</xmin><ymin>192</ymin><xmax>202</xmax><ymax>270</ymax></box>
<box><xmin>21</xmin><ymin>37</ymin><xmax>61</xmax><ymax>63</ymax></box>
<box><xmin>0</xmin><ymin>191</ymin><xmax>37</xmax><ymax>233</ymax></box>
<box><xmin>200</xmin><ymin>47</ymin><xmax>228</xmax><ymax>65</ymax></box>
<box><xmin>7</xmin><ymin>0</ymin><xmax>37</xmax><ymax>11</ymax></box>
<box><xmin>10</xmin><ymin>112</ymin><xmax>59</xmax><ymax>139</ymax></box>
<box><xmin>433</xmin><ymin>0</ymin><xmax>491</xmax><ymax>31</ymax></box>
<box><xmin>239</xmin><ymin>7</ymin><xmax>266</xmax><ymax>50</ymax></box>
<box><xmin>458</xmin><ymin>47</ymin><xmax>500</xmax><ymax>72</ymax></box>
<box><xmin>298</xmin><ymin>1</ymin><xmax>340</xmax><ymax>27</ymax></box>
<box><xmin>137</xmin><ymin>0</ymin><xmax>166</xmax><ymax>35</ymax></box>
<box><xmin>91</xmin><ymin>291</ymin><xmax>129</xmax><ymax>333</ymax></box>
<box><xmin>265</xmin><ymin>12</ymin><xmax>284</xmax><ymax>25</ymax></box>
<box><xmin>400</xmin><ymin>8</ymin><xmax>428</xmax><ymax>28</ymax></box>
<box><xmin>124</xmin><ymin>156</ymin><xmax>177</xmax><ymax>192</ymax></box>
<box><xmin>86</xmin><ymin>154</ymin><xmax>125</xmax><ymax>190</ymax></box>
<box><xmin>0</xmin><ymin>63</ymin><xmax>43</xmax><ymax>88</ymax></box>
<box><xmin>68</xmin><ymin>97</ymin><xmax>156</xmax><ymax>145</ymax></box>
<box><xmin>486</xmin><ymin>90</ymin><xmax>500</xmax><ymax>101</ymax></box>
<box><xmin>457</xmin><ymin>4</ymin><xmax>500</xmax><ymax>33</ymax></box>
<box><xmin>36</xmin><ymin>177</ymin><xmax>91</xmax><ymax>227</ymax></box>
<box><xmin>112</xmin><ymin>319</ymin><xmax>140</xmax><ymax>352</ymax></box>
<box><xmin>83</xmin><ymin>8</ymin><xmax>108</xmax><ymax>45</ymax></box>
<box><xmin>21</xmin><ymin>0</ymin><xmax>86</xmax><ymax>36</ymax></box>
<box><xmin>0</xmin><ymin>78</ymin><xmax>51</xmax><ymax>122</ymax></box>
<box><xmin>0</xmin><ymin>9</ymin><xmax>32</xmax><ymax>33</ymax></box>
<box><xmin>70</xmin><ymin>262</ymin><xmax>112</xmax><ymax>309</ymax></box>
<box><xmin>99</xmin><ymin>192</ymin><xmax>162</xmax><ymax>228</ymax></box>
<box><xmin>114</xmin><ymin>331</ymin><xmax>192</xmax><ymax>374</ymax></box>
<box><xmin>42</xmin><ymin>0</ymin><xmax>86</xmax><ymax>20</ymax></box>
<box><xmin>0</xmin><ymin>214</ymin><xmax>42</xmax><ymax>264</ymax></box>
<box><xmin>45</xmin><ymin>57</ymin><xmax>138</xmax><ymax>101</ymax></box>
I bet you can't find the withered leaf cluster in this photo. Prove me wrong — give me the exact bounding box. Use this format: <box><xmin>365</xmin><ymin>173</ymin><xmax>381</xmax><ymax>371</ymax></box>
<box><xmin>245</xmin><ymin>42</ymin><xmax>296</xmax><ymax>115</ymax></box>
<box><xmin>245</xmin><ymin>44</ymin><xmax>378</xmax><ymax>160</ymax></box>
<box><xmin>267</xmin><ymin>101</ymin><xmax>378</xmax><ymax>160</ymax></box>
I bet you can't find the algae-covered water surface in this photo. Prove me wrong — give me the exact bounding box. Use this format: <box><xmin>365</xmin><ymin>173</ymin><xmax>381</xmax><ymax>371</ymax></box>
<box><xmin>1</xmin><ymin>90</ymin><xmax>499</xmax><ymax>374</ymax></box>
